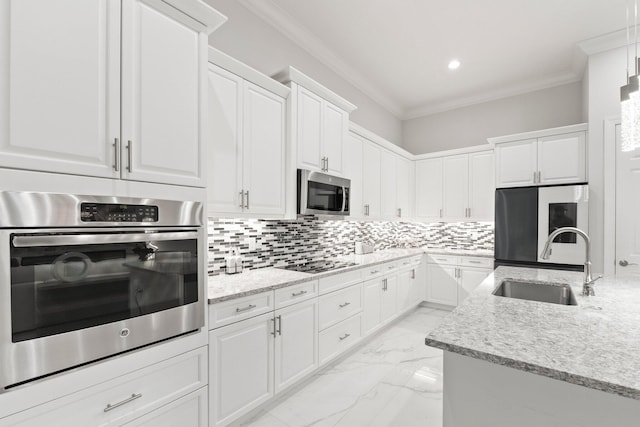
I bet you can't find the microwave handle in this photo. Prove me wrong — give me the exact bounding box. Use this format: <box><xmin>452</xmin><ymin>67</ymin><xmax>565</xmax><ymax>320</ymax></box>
<box><xmin>12</xmin><ymin>231</ymin><xmax>198</xmax><ymax>248</ymax></box>
<box><xmin>342</xmin><ymin>187</ymin><xmax>347</xmax><ymax>212</ymax></box>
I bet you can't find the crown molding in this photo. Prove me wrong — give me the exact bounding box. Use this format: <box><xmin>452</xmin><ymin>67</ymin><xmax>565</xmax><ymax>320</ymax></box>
<box><xmin>275</xmin><ymin>66</ymin><xmax>357</xmax><ymax>112</ymax></box>
<box><xmin>348</xmin><ymin>122</ymin><xmax>414</xmax><ymax>159</ymax></box>
<box><xmin>402</xmin><ymin>72</ymin><xmax>582</xmax><ymax>120</ymax></box>
<box><xmin>237</xmin><ymin>0</ymin><xmax>404</xmax><ymax>118</ymax></box>
<box><xmin>577</xmin><ymin>28</ymin><xmax>627</xmax><ymax>56</ymax></box>
<box><xmin>486</xmin><ymin>123</ymin><xmax>588</xmax><ymax>145</ymax></box>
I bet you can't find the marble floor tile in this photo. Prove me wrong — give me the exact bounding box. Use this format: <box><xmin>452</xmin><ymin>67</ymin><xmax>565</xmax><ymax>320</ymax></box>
<box><xmin>238</xmin><ymin>306</ymin><xmax>449</xmax><ymax>427</ymax></box>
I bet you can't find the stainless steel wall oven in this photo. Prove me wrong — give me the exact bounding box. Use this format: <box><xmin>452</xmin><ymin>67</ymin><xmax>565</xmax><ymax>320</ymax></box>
<box><xmin>0</xmin><ymin>192</ymin><xmax>204</xmax><ymax>391</ymax></box>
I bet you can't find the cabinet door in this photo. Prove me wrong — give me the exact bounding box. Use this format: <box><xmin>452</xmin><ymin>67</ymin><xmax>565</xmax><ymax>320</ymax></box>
<box><xmin>297</xmin><ymin>86</ymin><xmax>323</xmax><ymax>171</ymax></box>
<box><xmin>243</xmin><ymin>81</ymin><xmax>286</xmax><ymax>216</ymax></box>
<box><xmin>468</xmin><ymin>151</ymin><xmax>495</xmax><ymax>221</ymax></box>
<box><xmin>380</xmin><ymin>150</ymin><xmax>398</xmax><ymax>218</ymax></box>
<box><xmin>323</xmin><ymin>102</ymin><xmax>347</xmax><ymax>175</ymax></box>
<box><xmin>426</xmin><ymin>263</ymin><xmax>458</xmax><ymax>306</ymax></box>
<box><xmin>415</xmin><ymin>158</ymin><xmax>443</xmax><ymax>220</ymax></box>
<box><xmin>458</xmin><ymin>267</ymin><xmax>491</xmax><ymax>303</ymax></box>
<box><xmin>443</xmin><ymin>154</ymin><xmax>469</xmax><ymax>219</ymax></box>
<box><xmin>380</xmin><ymin>276</ymin><xmax>398</xmax><ymax>323</ymax></box>
<box><xmin>495</xmin><ymin>139</ymin><xmax>537</xmax><ymax>188</ymax></box>
<box><xmin>396</xmin><ymin>156</ymin><xmax>413</xmax><ymax>219</ymax></box>
<box><xmin>538</xmin><ymin>131</ymin><xmax>587</xmax><ymax>185</ymax></box>
<box><xmin>362</xmin><ymin>278</ymin><xmax>382</xmax><ymax>336</ymax></box>
<box><xmin>344</xmin><ymin>132</ymin><xmax>364</xmax><ymax>218</ymax></box>
<box><xmin>209</xmin><ymin>312</ymin><xmax>274</xmax><ymax>427</ymax></box>
<box><xmin>274</xmin><ymin>299</ymin><xmax>318</xmax><ymax>394</ymax></box>
<box><xmin>362</xmin><ymin>142</ymin><xmax>382</xmax><ymax>218</ymax></box>
<box><xmin>122</xmin><ymin>388</ymin><xmax>208</xmax><ymax>427</ymax></box>
<box><xmin>0</xmin><ymin>0</ymin><xmax>120</xmax><ymax>178</ymax></box>
<box><xmin>396</xmin><ymin>269</ymin><xmax>413</xmax><ymax>312</ymax></box>
<box><xmin>207</xmin><ymin>65</ymin><xmax>243</xmax><ymax>215</ymax></box>
<box><xmin>121</xmin><ymin>0</ymin><xmax>205</xmax><ymax>187</ymax></box>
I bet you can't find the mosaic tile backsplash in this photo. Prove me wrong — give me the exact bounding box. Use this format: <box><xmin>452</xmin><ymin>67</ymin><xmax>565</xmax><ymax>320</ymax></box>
<box><xmin>207</xmin><ymin>216</ymin><xmax>494</xmax><ymax>275</ymax></box>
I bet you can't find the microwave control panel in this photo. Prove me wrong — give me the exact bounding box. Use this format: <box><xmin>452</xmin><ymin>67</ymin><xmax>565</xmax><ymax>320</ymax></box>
<box><xmin>80</xmin><ymin>203</ymin><xmax>159</xmax><ymax>222</ymax></box>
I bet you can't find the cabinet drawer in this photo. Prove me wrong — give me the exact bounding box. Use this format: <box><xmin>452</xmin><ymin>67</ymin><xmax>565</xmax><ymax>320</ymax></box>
<box><xmin>362</xmin><ymin>263</ymin><xmax>386</xmax><ymax>278</ymax></box>
<box><xmin>319</xmin><ymin>314</ymin><xmax>362</xmax><ymax>365</ymax></box>
<box><xmin>274</xmin><ymin>280</ymin><xmax>317</xmax><ymax>309</ymax></box>
<box><xmin>1</xmin><ymin>347</ymin><xmax>207</xmax><ymax>427</ymax></box>
<box><xmin>427</xmin><ymin>254</ymin><xmax>458</xmax><ymax>265</ymax></box>
<box><xmin>318</xmin><ymin>284</ymin><xmax>362</xmax><ymax>330</ymax></box>
<box><xmin>209</xmin><ymin>291</ymin><xmax>274</xmax><ymax>329</ymax></box>
<box><xmin>398</xmin><ymin>256</ymin><xmax>422</xmax><ymax>269</ymax></box>
<box><xmin>318</xmin><ymin>269</ymin><xmax>362</xmax><ymax>295</ymax></box>
<box><xmin>382</xmin><ymin>262</ymin><xmax>399</xmax><ymax>273</ymax></box>
<box><xmin>459</xmin><ymin>257</ymin><xmax>493</xmax><ymax>269</ymax></box>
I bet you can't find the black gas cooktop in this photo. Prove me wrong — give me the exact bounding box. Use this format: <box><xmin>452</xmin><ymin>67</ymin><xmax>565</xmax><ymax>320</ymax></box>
<box><xmin>277</xmin><ymin>260</ymin><xmax>357</xmax><ymax>274</ymax></box>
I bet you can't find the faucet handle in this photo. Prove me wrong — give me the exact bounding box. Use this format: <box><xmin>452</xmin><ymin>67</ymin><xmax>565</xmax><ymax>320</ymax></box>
<box><xmin>586</xmin><ymin>274</ymin><xmax>603</xmax><ymax>286</ymax></box>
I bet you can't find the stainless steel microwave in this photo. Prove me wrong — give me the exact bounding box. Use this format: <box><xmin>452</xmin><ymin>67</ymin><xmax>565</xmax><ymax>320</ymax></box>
<box><xmin>297</xmin><ymin>169</ymin><xmax>350</xmax><ymax>216</ymax></box>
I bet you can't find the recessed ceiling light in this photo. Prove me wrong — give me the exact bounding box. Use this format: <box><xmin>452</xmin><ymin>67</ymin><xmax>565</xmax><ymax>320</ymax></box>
<box><xmin>448</xmin><ymin>59</ymin><xmax>461</xmax><ymax>70</ymax></box>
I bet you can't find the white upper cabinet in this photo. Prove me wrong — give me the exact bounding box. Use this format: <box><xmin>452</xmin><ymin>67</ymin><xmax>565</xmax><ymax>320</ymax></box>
<box><xmin>468</xmin><ymin>150</ymin><xmax>495</xmax><ymax>221</ymax></box>
<box><xmin>443</xmin><ymin>155</ymin><xmax>469</xmax><ymax>219</ymax></box>
<box><xmin>344</xmin><ymin>132</ymin><xmax>364</xmax><ymax>218</ymax></box>
<box><xmin>380</xmin><ymin>149</ymin><xmax>397</xmax><ymax>218</ymax></box>
<box><xmin>415</xmin><ymin>157</ymin><xmax>444</xmax><ymax>221</ymax></box>
<box><xmin>207</xmin><ymin>51</ymin><xmax>289</xmax><ymax>218</ymax></box>
<box><xmin>362</xmin><ymin>141</ymin><xmax>382</xmax><ymax>218</ymax></box>
<box><xmin>0</xmin><ymin>0</ymin><xmax>226</xmax><ymax>187</ymax></box>
<box><xmin>278</xmin><ymin>67</ymin><xmax>356</xmax><ymax>176</ymax></box>
<box><xmin>416</xmin><ymin>149</ymin><xmax>494</xmax><ymax>221</ymax></box>
<box><xmin>491</xmin><ymin>124</ymin><xmax>588</xmax><ymax>188</ymax></box>
<box><xmin>396</xmin><ymin>156</ymin><xmax>413</xmax><ymax>219</ymax></box>
<box><xmin>0</xmin><ymin>0</ymin><xmax>121</xmax><ymax>179</ymax></box>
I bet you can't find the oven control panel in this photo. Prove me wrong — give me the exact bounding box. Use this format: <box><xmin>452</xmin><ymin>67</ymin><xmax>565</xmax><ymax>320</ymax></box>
<box><xmin>80</xmin><ymin>203</ymin><xmax>159</xmax><ymax>222</ymax></box>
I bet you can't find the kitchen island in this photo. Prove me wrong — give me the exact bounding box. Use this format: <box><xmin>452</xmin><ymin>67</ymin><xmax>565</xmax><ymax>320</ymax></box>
<box><xmin>425</xmin><ymin>266</ymin><xmax>640</xmax><ymax>426</ymax></box>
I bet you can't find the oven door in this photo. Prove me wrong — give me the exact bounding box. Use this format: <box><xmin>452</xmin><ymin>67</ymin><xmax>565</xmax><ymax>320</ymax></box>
<box><xmin>537</xmin><ymin>185</ymin><xmax>589</xmax><ymax>265</ymax></box>
<box><xmin>0</xmin><ymin>227</ymin><xmax>203</xmax><ymax>390</ymax></box>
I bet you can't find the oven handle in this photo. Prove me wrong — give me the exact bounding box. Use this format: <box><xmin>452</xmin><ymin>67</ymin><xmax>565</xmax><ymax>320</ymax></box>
<box><xmin>12</xmin><ymin>231</ymin><xmax>199</xmax><ymax>247</ymax></box>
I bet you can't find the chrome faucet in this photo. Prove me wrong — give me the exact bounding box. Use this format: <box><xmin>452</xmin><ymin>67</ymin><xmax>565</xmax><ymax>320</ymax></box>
<box><xmin>540</xmin><ymin>227</ymin><xmax>602</xmax><ymax>296</ymax></box>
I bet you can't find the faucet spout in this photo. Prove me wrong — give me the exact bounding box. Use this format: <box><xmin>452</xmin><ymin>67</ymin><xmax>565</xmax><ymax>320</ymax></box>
<box><xmin>540</xmin><ymin>227</ymin><xmax>599</xmax><ymax>296</ymax></box>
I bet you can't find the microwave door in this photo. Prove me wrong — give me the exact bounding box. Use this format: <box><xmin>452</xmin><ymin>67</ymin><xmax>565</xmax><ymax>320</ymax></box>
<box><xmin>537</xmin><ymin>185</ymin><xmax>589</xmax><ymax>265</ymax></box>
<box><xmin>495</xmin><ymin>187</ymin><xmax>538</xmax><ymax>263</ymax></box>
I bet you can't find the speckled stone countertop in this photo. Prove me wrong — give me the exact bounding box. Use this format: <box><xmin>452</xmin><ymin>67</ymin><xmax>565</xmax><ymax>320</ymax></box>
<box><xmin>425</xmin><ymin>266</ymin><xmax>640</xmax><ymax>400</ymax></box>
<box><xmin>208</xmin><ymin>247</ymin><xmax>493</xmax><ymax>304</ymax></box>
<box><xmin>421</xmin><ymin>247</ymin><xmax>494</xmax><ymax>258</ymax></box>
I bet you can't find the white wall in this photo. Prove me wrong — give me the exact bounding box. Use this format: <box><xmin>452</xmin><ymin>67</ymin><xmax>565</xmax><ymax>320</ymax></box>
<box><xmin>402</xmin><ymin>82</ymin><xmax>584</xmax><ymax>154</ymax></box>
<box><xmin>204</xmin><ymin>0</ymin><xmax>403</xmax><ymax>145</ymax></box>
<box><xmin>586</xmin><ymin>46</ymin><xmax>626</xmax><ymax>274</ymax></box>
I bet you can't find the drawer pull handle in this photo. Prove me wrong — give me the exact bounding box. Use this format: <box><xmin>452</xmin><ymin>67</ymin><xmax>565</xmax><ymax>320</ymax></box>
<box><xmin>104</xmin><ymin>393</ymin><xmax>142</xmax><ymax>412</ymax></box>
<box><xmin>370</xmin><ymin>270</ymin><xmax>379</xmax><ymax>274</ymax></box>
<box><xmin>236</xmin><ymin>304</ymin><xmax>257</xmax><ymax>313</ymax></box>
<box><xmin>291</xmin><ymin>290</ymin><xmax>308</xmax><ymax>297</ymax></box>
<box><xmin>388</xmin><ymin>266</ymin><xmax>394</xmax><ymax>270</ymax></box>
<box><xmin>468</xmin><ymin>260</ymin><xmax>482</xmax><ymax>264</ymax></box>
<box><xmin>339</xmin><ymin>333</ymin><xmax>351</xmax><ymax>341</ymax></box>
<box><xmin>339</xmin><ymin>302</ymin><xmax>351</xmax><ymax>308</ymax></box>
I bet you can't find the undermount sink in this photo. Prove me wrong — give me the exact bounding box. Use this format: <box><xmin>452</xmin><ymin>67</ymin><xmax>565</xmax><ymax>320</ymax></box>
<box><xmin>492</xmin><ymin>279</ymin><xmax>578</xmax><ymax>306</ymax></box>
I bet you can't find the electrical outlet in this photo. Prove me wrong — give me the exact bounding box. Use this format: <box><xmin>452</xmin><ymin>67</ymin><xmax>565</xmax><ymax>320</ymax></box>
<box><xmin>247</xmin><ymin>237</ymin><xmax>256</xmax><ymax>251</ymax></box>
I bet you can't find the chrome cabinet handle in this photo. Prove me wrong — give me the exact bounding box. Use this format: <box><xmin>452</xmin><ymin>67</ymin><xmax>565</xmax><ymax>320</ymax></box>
<box><xmin>104</xmin><ymin>393</ymin><xmax>142</xmax><ymax>412</ymax></box>
<box><xmin>619</xmin><ymin>260</ymin><xmax>638</xmax><ymax>266</ymax></box>
<box><xmin>468</xmin><ymin>260</ymin><xmax>482</xmax><ymax>264</ymax></box>
<box><xmin>326</xmin><ymin>157</ymin><xmax>329</xmax><ymax>171</ymax></box>
<box><xmin>439</xmin><ymin>208</ymin><xmax>443</xmax><ymax>218</ymax></box>
<box><xmin>339</xmin><ymin>302</ymin><xmax>351</xmax><ymax>308</ymax></box>
<box><xmin>370</xmin><ymin>270</ymin><xmax>379</xmax><ymax>274</ymax></box>
<box><xmin>239</xmin><ymin>191</ymin><xmax>245</xmax><ymax>208</ymax></box>
<box><xmin>291</xmin><ymin>290</ymin><xmax>308</xmax><ymax>297</ymax></box>
<box><xmin>276</xmin><ymin>315</ymin><xmax>282</xmax><ymax>336</ymax></box>
<box><xmin>235</xmin><ymin>304</ymin><xmax>256</xmax><ymax>313</ymax></box>
<box><xmin>339</xmin><ymin>333</ymin><xmax>351</xmax><ymax>341</ymax></box>
<box><xmin>533</xmin><ymin>171</ymin><xmax>537</xmax><ymax>183</ymax></box>
<box><xmin>397</xmin><ymin>208</ymin><xmax>401</xmax><ymax>217</ymax></box>
<box><xmin>113</xmin><ymin>138</ymin><xmax>120</xmax><ymax>171</ymax></box>
<box><xmin>245</xmin><ymin>191</ymin><xmax>249</xmax><ymax>209</ymax></box>
<box><xmin>271</xmin><ymin>317</ymin><xmax>276</xmax><ymax>336</ymax></box>
<box><xmin>537</xmin><ymin>171</ymin><xmax>542</xmax><ymax>183</ymax></box>
<box><xmin>411</xmin><ymin>269</ymin><xmax>416</xmax><ymax>279</ymax></box>
<box><xmin>364</xmin><ymin>204</ymin><xmax>369</xmax><ymax>216</ymax></box>
<box><xmin>126</xmin><ymin>140</ymin><xmax>132</xmax><ymax>172</ymax></box>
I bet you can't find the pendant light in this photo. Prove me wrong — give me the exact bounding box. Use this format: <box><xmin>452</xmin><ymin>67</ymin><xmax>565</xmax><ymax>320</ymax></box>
<box><xmin>621</xmin><ymin>0</ymin><xmax>640</xmax><ymax>152</ymax></box>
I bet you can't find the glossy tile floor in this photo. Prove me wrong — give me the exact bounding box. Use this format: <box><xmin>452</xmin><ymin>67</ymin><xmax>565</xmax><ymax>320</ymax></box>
<box><xmin>239</xmin><ymin>306</ymin><xmax>449</xmax><ymax>427</ymax></box>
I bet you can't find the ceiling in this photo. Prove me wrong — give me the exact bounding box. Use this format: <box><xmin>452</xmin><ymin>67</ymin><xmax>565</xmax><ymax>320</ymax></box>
<box><xmin>239</xmin><ymin>0</ymin><xmax>628</xmax><ymax>119</ymax></box>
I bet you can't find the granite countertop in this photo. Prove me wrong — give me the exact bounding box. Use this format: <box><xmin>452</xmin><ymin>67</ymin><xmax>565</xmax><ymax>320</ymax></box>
<box><xmin>421</xmin><ymin>247</ymin><xmax>494</xmax><ymax>258</ymax></box>
<box><xmin>209</xmin><ymin>247</ymin><xmax>493</xmax><ymax>303</ymax></box>
<box><xmin>425</xmin><ymin>266</ymin><xmax>640</xmax><ymax>400</ymax></box>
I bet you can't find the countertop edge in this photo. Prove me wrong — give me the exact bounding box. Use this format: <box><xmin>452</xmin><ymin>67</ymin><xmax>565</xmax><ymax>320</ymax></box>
<box><xmin>424</xmin><ymin>338</ymin><xmax>640</xmax><ymax>401</ymax></box>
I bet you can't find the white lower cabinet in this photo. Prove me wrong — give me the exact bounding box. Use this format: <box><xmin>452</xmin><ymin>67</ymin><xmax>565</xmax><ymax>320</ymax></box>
<box><xmin>0</xmin><ymin>347</ymin><xmax>208</xmax><ymax>427</ymax></box>
<box><xmin>274</xmin><ymin>298</ymin><xmax>319</xmax><ymax>393</ymax></box>
<box><xmin>318</xmin><ymin>313</ymin><xmax>362</xmax><ymax>366</ymax></box>
<box><xmin>123</xmin><ymin>388</ymin><xmax>208</xmax><ymax>427</ymax></box>
<box><xmin>209</xmin><ymin>312</ymin><xmax>274</xmax><ymax>427</ymax></box>
<box><xmin>397</xmin><ymin>263</ymin><xmax>423</xmax><ymax>312</ymax></box>
<box><xmin>426</xmin><ymin>255</ymin><xmax>493</xmax><ymax>307</ymax></box>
